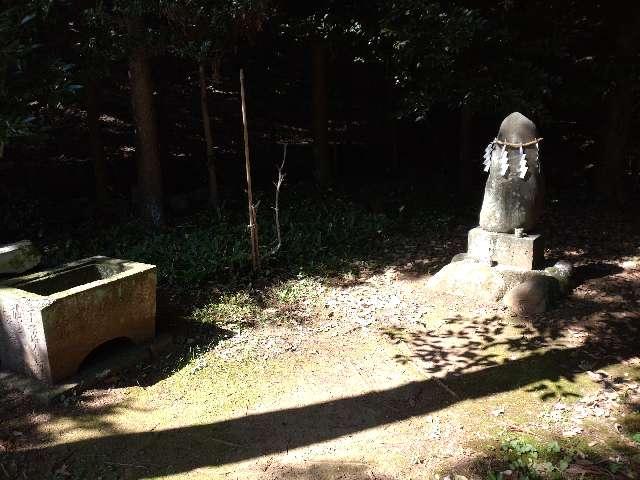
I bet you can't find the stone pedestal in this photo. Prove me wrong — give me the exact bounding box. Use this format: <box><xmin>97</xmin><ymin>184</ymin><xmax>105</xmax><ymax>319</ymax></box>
<box><xmin>428</xmin><ymin>227</ymin><xmax>549</xmax><ymax>303</ymax></box>
<box><xmin>467</xmin><ymin>227</ymin><xmax>544</xmax><ymax>270</ymax></box>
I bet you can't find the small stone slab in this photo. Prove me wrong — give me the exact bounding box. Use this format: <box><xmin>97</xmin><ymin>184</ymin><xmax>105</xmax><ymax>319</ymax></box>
<box><xmin>467</xmin><ymin>227</ymin><xmax>544</xmax><ymax>270</ymax></box>
<box><xmin>0</xmin><ymin>240</ymin><xmax>41</xmax><ymax>275</ymax></box>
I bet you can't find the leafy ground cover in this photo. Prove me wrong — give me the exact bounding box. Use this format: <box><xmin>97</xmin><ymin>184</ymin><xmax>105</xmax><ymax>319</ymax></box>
<box><xmin>1</xmin><ymin>192</ymin><xmax>639</xmax><ymax>479</ymax></box>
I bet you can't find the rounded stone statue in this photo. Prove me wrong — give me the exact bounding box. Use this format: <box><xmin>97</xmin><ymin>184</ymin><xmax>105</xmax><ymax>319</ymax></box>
<box><xmin>479</xmin><ymin>112</ymin><xmax>544</xmax><ymax>233</ymax></box>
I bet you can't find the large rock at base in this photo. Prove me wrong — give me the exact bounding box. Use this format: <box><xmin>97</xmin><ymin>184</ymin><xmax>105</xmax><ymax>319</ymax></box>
<box><xmin>0</xmin><ymin>240</ymin><xmax>41</xmax><ymax>275</ymax></box>
<box><xmin>479</xmin><ymin>112</ymin><xmax>544</xmax><ymax>233</ymax></box>
<box><xmin>427</xmin><ymin>260</ymin><xmax>553</xmax><ymax>303</ymax></box>
<box><xmin>427</xmin><ymin>261</ymin><xmax>507</xmax><ymax>302</ymax></box>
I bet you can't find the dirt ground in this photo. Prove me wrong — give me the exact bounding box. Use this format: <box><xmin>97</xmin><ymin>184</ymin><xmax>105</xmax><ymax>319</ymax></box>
<box><xmin>1</xmin><ymin>251</ymin><xmax>640</xmax><ymax>479</ymax></box>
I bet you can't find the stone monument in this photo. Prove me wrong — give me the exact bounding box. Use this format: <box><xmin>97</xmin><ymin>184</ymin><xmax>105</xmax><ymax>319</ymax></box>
<box><xmin>428</xmin><ymin>112</ymin><xmax>570</xmax><ymax>312</ymax></box>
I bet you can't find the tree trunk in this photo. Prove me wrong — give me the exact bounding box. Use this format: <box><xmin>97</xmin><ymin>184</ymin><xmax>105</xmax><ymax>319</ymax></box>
<box><xmin>386</xmin><ymin>75</ymin><xmax>399</xmax><ymax>173</ymax></box>
<box><xmin>129</xmin><ymin>46</ymin><xmax>164</xmax><ymax>226</ymax></box>
<box><xmin>596</xmin><ymin>8</ymin><xmax>640</xmax><ymax>202</ymax></box>
<box><xmin>458</xmin><ymin>98</ymin><xmax>472</xmax><ymax>196</ymax></box>
<box><xmin>311</xmin><ymin>39</ymin><xmax>331</xmax><ymax>187</ymax></box>
<box><xmin>596</xmin><ymin>82</ymin><xmax>633</xmax><ymax>202</ymax></box>
<box><xmin>199</xmin><ymin>63</ymin><xmax>219</xmax><ymax>209</ymax></box>
<box><xmin>86</xmin><ymin>79</ymin><xmax>109</xmax><ymax>209</ymax></box>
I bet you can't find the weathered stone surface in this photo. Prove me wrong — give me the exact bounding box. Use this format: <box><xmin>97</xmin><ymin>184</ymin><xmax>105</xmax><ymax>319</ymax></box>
<box><xmin>427</xmin><ymin>261</ymin><xmax>506</xmax><ymax>302</ymax></box>
<box><xmin>544</xmin><ymin>260</ymin><xmax>573</xmax><ymax>294</ymax></box>
<box><xmin>467</xmin><ymin>227</ymin><xmax>545</xmax><ymax>270</ymax></box>
<box><xmin>0</xmin><ymin>240</ymin><xmax>41</xmax><ymax>275</ymax></box>
<box><xmin>427</xmin><ymin>258</ymin><xmax>553</xmax><ymax>302</ymax></box>
<box><xmin>479</xmin><ymin>112</ymin><xmax>544</xmax><ymax>233</ymax></box>
<box><xmin>503</xmin><ymin>276</ymin><xmax>558</xmax><ymax>316</ymax></box>
<box><xmin>0</xmin><ymin>256</ymin><xmax>156</xmax><ymax>384</ymax></box>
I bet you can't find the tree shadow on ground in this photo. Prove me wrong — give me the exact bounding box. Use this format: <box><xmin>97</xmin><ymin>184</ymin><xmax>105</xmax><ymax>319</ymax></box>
<box><xmin>572</xmin><ymin>262</ymin><xmax>624</xmax><ymax>284</ymax></box>
<box><xmin>266</xmin><ymin>462</ymin><xmax>397</xmax><ymax>480</ymax></box>
<box><xmin>3</xmin><ymin>314</ymin><xmax>640</xmax><ymax>479</ymax></box>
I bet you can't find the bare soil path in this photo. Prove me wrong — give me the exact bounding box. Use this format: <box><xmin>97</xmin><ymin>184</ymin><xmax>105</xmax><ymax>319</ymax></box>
<box><xmin>2</xmin><ymin>255</ymin><xmax>640</xmax><ymax>479</ymax></box>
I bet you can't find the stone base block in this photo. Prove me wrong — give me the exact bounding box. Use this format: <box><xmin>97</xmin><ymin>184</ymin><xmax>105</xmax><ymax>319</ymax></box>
<box><xmin>467</xmin><ymin>227</ymin><xmax>544</xmax><ymax>270</ymax></box>
<box><xmin>0</xmin><ymin>256</ymin><xmax>156</xmax><ymax>384</ymax></box>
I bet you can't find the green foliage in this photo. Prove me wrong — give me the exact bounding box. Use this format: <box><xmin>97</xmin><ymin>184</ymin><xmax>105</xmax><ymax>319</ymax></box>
<box><xmin>162</xmin><ymin>0</ymin><xmax>270</xmax><ymax>62</ymax></box>
<box><xmin>378</xmin><ymin>1</ymin><xmax>484</xmax><ymax>115</ymax></box>
<box><xmin>41</xmin><ymin>189</ymin><xmax>403</xmax><ymax>293</ymax></box>
<box><xmin>0</xmin><ymin>1</ymin><xmax>76</xmax><ymax>148</ymax></box>
<box><xmin>488</xmin><ymin>438</ymin><xmax>572</xmax><ymax>480</ymax></box>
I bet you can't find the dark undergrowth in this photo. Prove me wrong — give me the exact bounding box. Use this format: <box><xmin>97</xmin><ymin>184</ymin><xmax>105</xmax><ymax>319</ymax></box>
<box><xmin>3</xmin><ymin>184</ymin><xmax>469</xmax><ymax>293</ymax></box>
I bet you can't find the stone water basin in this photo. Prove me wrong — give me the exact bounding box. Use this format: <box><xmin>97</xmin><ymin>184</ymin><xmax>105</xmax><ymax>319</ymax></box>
<box><xmin>0</xmin><ymin>256</ymin><xmax>156</xmax><ymax>384</ymax></box>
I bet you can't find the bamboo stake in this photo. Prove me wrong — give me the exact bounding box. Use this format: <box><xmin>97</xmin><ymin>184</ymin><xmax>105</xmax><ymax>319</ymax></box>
<box><xmin>240</xmin><ymin>69</ymin><xmax>259</xmax><ymax>271</ymax></box>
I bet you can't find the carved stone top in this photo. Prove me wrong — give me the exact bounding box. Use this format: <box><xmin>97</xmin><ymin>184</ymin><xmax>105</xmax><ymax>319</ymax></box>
<box><xmin>479</xmin><ymin>112</ymin><xmax>544</xmax><ymax>233</ymax></box>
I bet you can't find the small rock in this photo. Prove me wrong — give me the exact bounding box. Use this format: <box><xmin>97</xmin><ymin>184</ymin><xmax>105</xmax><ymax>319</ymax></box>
<box><xmin>562</xmin><ymin>426</ymin><xmax>583</xmax><ymax>437</ymax></box>
<box><xmin>503</xmin><ymin>277</ymin><xmax>554</xmax><ymax>316</ymax></box>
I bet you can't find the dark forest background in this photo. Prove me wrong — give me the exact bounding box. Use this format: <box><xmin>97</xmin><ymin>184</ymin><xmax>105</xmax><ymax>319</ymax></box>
<box><xmin>1</xmin><ymin>1</ymin><xmax>639</xmax><ymax>276</ymax></box>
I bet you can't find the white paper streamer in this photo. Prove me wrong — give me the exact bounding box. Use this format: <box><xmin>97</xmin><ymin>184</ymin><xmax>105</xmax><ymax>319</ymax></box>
<box><xmin>499</xmin><ymin>146</ymin><xmax>509</xmax><ymax>176</ymax></box>
<box><xmin>518</xmin><ymin>146</ymin><xmax>527</xmax><ymax>179</ymax></box>
<box><xmin>483</xmin><ymin>154</ymin><xmax>492</xmax><ymax>172</ymax></box>
<box><xmin>482</xmin><ymin>139</ymin><xmax>495</xmax><ymax>172</ymax></box>
<box><xmin>483</xmin><ymin>141</ymin><xmax>494</xmax><ymax>157</ymax></box>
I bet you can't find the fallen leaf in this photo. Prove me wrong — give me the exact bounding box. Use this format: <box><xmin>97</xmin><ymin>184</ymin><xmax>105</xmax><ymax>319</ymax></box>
<box><xmin>55</xmin><ymin>464</ymin><xmax>71</xmax><ymax>477</ymax></box>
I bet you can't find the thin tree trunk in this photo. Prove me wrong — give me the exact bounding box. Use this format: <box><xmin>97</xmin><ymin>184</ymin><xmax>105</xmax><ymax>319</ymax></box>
<box><xmin>458</xmin><ymin>98</ymin><xmax>472</xmax><ymax>196</ymax></box>
<box><xmin>129</xmin><ymin>45</ymin><xmax>164</xmax><ymax>226</ymax></box>
<box><xmin>86</xmin><ymin>79</ymin><xmax>109</xmax><ymax>209</ymax></box>
<box><xmin>311</xmin><ymin>39</ymin><xmax>330</xmax><ymax>187</ymax></box>
<box><xmin>199</xmin><ymin>63</ymin><xmax>219</xmax><ymax>209</ymax></box>
<box><xmin>385</xmin><ymin>66</ymin><xmax>399</xmax><ymax>172</ymax></box>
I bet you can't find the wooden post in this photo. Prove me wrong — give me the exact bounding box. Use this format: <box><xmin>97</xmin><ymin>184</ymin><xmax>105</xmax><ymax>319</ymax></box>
<box><xmin>240</xmin><ymin>69</ymin><xmax>259</xmax><ymax>271</ymax></box>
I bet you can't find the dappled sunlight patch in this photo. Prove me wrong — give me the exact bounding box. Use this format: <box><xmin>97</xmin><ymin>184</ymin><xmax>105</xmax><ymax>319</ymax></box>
<box><xmin>266</xmin><ymin>277</ymin><xmax>325</xmax><ymax>305</ymax></box>
<box><xmin>191</xmin><ymin>291</ymin><xmax>261</xmax><ymax>329</ymax></box>
<box><xmin>379</xmin><ymin>315</ymin><xmax>573</xmax><ymax>380</ymax></box>
<box><xmin>190</xmin><ymin>277</ymin><xmax>325</xmax><ymax>331</ymax></box>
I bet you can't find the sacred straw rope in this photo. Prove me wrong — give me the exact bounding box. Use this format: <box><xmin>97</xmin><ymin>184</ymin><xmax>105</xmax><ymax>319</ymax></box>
<box><xmin>493</xmin><ymin>137</ymin><xmax>543</xmax><ymax>148</ymax></box>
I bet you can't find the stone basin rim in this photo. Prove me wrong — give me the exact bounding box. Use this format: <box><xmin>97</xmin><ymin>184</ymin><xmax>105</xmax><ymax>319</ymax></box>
<box><xmin>0</xmin><ymin>256</ymin><xmax>156</xmax><ymax>300</ymax></box>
